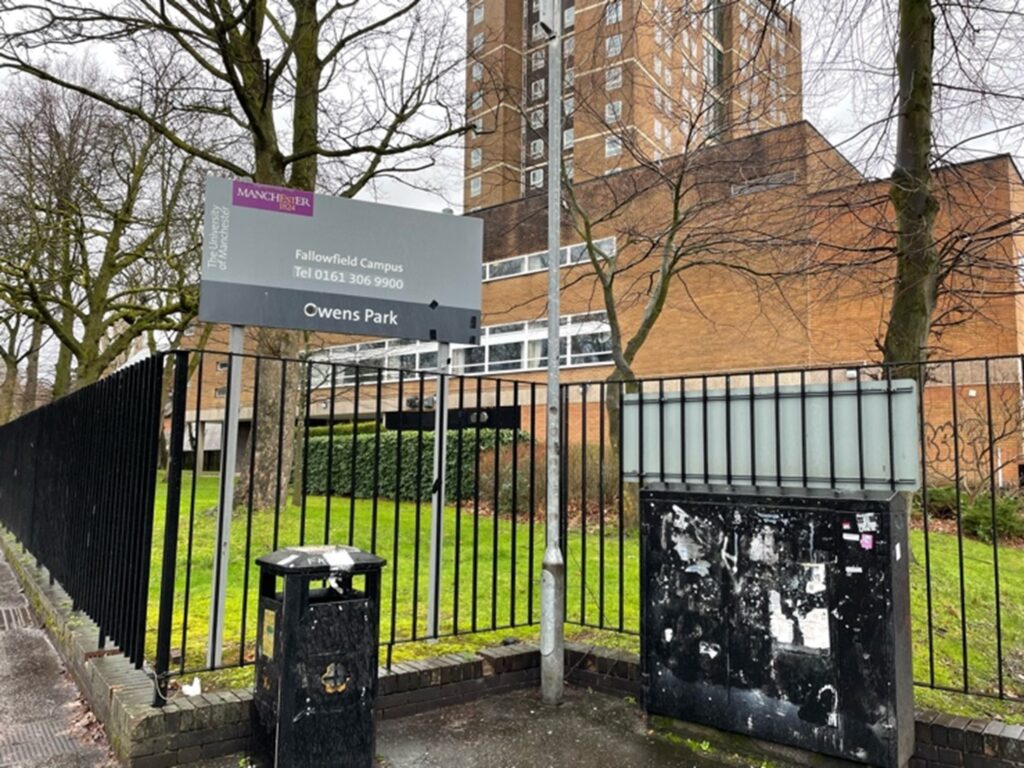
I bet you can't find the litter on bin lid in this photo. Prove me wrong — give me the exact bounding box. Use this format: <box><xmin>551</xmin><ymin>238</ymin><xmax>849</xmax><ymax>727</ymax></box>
<box><xmin>323</xmin><ymin>548</ymin><xmax>354</xmax><ymax>572</ymax></box>
<box><xmin>256</xmin><ymin>545</ymin><xmax>386</xmax><ymax>575</ymax></box>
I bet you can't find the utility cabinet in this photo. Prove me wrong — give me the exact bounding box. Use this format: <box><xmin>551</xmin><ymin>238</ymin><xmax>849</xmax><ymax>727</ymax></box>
<box><xmin>641</xmin><ymin>484</ymin><xmax>913</xmax><ymax>768</ymax></box>
<box><xmin>254</xmin><ymin>545</ymin><xmax>385</xmax><ymax>768</ymax></box>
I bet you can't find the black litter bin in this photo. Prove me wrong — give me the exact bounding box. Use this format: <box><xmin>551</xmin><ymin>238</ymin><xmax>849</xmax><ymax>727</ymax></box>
<box><xmin>254</xmin><ymin>545</ymin><xmax>386</xmax><ymax>768</ymax></box>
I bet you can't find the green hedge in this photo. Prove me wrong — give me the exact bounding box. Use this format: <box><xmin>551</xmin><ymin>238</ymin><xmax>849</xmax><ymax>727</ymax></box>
<box><xmin>304</xmin><ymin>428</ymin><xmax>529</xmax><ymax>502</ymax></box>
<box><xmin>307</xmin><ymin>421</ymin><xmax>381</xmax><ymax>438</ymax></box>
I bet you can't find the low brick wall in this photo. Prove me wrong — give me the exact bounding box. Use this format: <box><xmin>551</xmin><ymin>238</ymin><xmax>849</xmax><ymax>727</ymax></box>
<box><xmin>3</xmin><ymin>527</ymin><xmax>1022</xmax><ymax>768</ymax></box>
<box><xmin>914</xmin><ymin>711</ymin><xmax>1024</xmax><ymax>768</ymax></box>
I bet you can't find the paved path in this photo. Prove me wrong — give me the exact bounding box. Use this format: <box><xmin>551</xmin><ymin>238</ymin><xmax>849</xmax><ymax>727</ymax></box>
<box><xmin>0</xmin><ymin>550</ymin><xmax>113</xmax><ymax>768</ymax></box>
<box><xmin>374</xmin><ymin>686</ymin><xmax>742</xmax><ymax>768</ymax></box>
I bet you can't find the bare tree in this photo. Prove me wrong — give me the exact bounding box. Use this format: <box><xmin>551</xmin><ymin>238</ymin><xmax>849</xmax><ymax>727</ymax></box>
<box><xmin>796</xmin><ymin>0</ymin><xmax>1024</xmax><ymax>372</ymax></box>
<box><xmin>0</xmin><ymin>0</ymin><xmax>469</xmax><ymax>509</ymax></box>
<box><xmin>0</xmin><ymin>76</ymin><xmax>203</xmax><ymax>396</ymax></box>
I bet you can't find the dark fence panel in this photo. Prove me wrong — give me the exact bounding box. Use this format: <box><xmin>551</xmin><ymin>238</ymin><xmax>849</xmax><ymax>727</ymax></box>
<box><xmin>0</xmin><ymin>355</ymin><xmax>164</xmax><ymax>668</ymax></box>
<box><xmin>161</xmin><ymin>350</ymin><xmax>547</xmax><ymax>679</ymax></box>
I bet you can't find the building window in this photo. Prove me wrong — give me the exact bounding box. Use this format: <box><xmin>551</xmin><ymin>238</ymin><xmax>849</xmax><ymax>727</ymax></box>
<box><xmin>564</xmin><ymin>96</ymin><xmax>575</xmax><ymax>116</ymax></box>
<box><xmin>471</xmin><ymin>91</ymin><xmax>483</xmax><ymax>110</ymax></box>
<box><xmin>663</xmin><ymin>67</ymin><xmax>672</xmax><ymax>87</ymax></box>
<box><xmin>532</xmin><ymin>50</ymin><xmax>545</xmax><ymax>71</ymax></box>
<box><xmin>214</xmin><ymin>386</ymin><xmax>227</xmax><ymax>398</ymax></box>
<box><xmin>654</xmin><ymin>57</ymin><xmax>662</xmax><ymax>77</ymax></box>
<box><xmin>530</xmin><ymin>138</ymin><xmax>545</xmax><ymax>158</ymax></box>
<box><xmin>470</xmin><ymin>177</ymin><xmax>482</xmax><ymax>197</ymax></box>
<box><xmin>564</xmin><ymin>36</ymin><xmax>576</xmax><ymax>57</ymax></box>
<box><xmin>529</xmin><ymin>168</ymin><xmax>545</xmax><ymax>188</ymax></box>
<box><xmin>216</xmin><ymin>360</ymin><xmax>230</xmax><ymax>372</ymax></box>
<box><xmin>563</xmin><ymin>127</ymin><xmax>574</xmax><ymax>149</ymax></box>
<box><xmin>473</xmin><ymin>33</ymin><xmax>484</xmax><ymax>52</ymax></box>
<box><xmin>472</xmin><ymin>117</ymin><xmax>485</xmax><ymax>134</ymax></box>
<box><xmin>564</xmin><ymin>68</ymin><xmax>574</xmax><ymax>90</ymax></box>
<box><xmin>605</xmin><ymin>135</ymin><xmax>622</xmax><ymax>157</ymax></box>
<box><xmin>605</xmin><ymin>34</ymin><xmax>622</xmax><ymax>57</ymax></box>
<box><xmin>605</xmin><ymin>0</ymin><xmax>622</xmax><ymax>25</ymax></box>
<box><xmin>605</xmin><ymin>100</ymin><xmax>622</xmax><ymax>122</ymax></box>
<box><xmin>704</xmin><ymin>39</ymin><xmax>723</xmax><ymax>89</ymax></box>
<box><xmin>565</xmin><ymin>158</ymin><xmax>574</xmax><ymax>180</ymax></box>
<box><xmin>482</xmin><ymin>238</ymin><xmax>616</xmax><ymax>283</ymax></box>
<box><xmin>530</xmin><ymin>109</ymin><xmax>545</xmax><ymax>129</ymax></box>
<box><xmin>531</xmin><ymin>78</ymin><xmax>546</xmax><ymax>100</ymax></box>
<box><xmin>532</xmin><ymin>21</ymin><xmax>546</xmax><ymax>41</ymax></box>
<box><xmin>564</xmin><ymin>6</ymin><xmax>575</xmax><ymax>27</ymax></box>
<box><xmin>606</xmin><ymin>66</ymin><xmax>622</xmax><ymax>90</ymax></box>
<box><xmin>653</xmin><ymin>118</ymin><xmax>662</xmax><ymax>139</ymax></box>
<box><xmin>470</xmin><ymin>147</ymin><xmax>482</xmax><ymax>168</ymax></box>
<box><xmin>472</xmin><ymin>4</ymin><xmax>484</xmax><ymax>25</ymax></box>
<box><xmin>472</xmin><ymin>62</ymin><xmax>483</xmax><ymax>81</ymax></box>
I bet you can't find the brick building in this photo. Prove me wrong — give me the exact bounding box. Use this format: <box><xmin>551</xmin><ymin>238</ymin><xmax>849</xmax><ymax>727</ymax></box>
<box><xmin>185</xmin><ymin>0</ymin><xmax>1024</xmax><ymax>479</ymax></box>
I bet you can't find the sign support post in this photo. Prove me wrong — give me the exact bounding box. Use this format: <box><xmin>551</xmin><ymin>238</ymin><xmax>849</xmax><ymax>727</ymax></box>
<box><xmin>207</xmin><ymin>323</ymin><xmax>243</xmax><ymax>668</ymax></box>
<box><xmin>426</xmin><ymin>342</ymin><xmax>451</xmax><ymax>639</ymax></box>
<box><xmin>539</xmin><ymin>0</ymin><xmax>565</xmax><ymax>706</ymax></box>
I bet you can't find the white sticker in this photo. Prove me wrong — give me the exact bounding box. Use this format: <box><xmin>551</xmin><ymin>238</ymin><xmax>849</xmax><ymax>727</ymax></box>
<box><xmin>278</xmin><ymin>554</ymin><xmax>298</xmax><ymax>566</ymax></box>
<box><xmin>798</xmin><ymin>608</ymin><xmax>831</xmax><ymax>650</ymax></box>
<box><xmin>842</xmin><ymin>533</ymin><xmax>860</xmax><ymax>542</ymax></box>
<box><xmin>699</xmin><ymin>641</ymin><xmax>721</xmax><ymax>659</ymax></box>
<box><xmin>895</xmin><ymin>542</ymin><xmax>901</xmax><ymax>562</ymax></box>
<box><xmin>856</xmin><ymin>513</ymin><xmax>879</xmax><ymax>533</ymax></box>
<box><xmin>803</xmin><ymin>563</ymin><xmax>826</xmax><ymax>594</ymax></box>
<box><xmin>323</xmin><ymin>549</ymin><xmax>355</xmax><ymax>572</ymax></box>
<box><xmin>845</xmin><ymin>566</ymin><xmax>864</xmax><ymax>575</ymax></box>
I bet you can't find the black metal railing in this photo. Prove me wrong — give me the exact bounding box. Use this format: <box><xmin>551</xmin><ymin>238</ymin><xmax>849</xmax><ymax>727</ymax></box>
<box><xmin>562</xmin><ymin>357</ymin><xmax>1023</xmax><ymax>702</ymax></box>
<box><xmin>0</xmin><ymin>355</ymin><xmax>164</xmax><ymax>669</ymax></box>
<box><xmin>1</xmin><ymin>346</ymin><xmax>1019</xmax><ymax>706</ymax></box>
<box><xmin>155</xmin><ymin>349</ymin><xmax>549</xmax><ymax>690</ymax></box>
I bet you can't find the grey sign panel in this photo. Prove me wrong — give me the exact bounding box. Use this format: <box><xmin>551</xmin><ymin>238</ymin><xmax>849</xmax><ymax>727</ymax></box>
<box><xmin>622</xmin><ymin>380</ymin><xmax>920</xmax><ymax>491</ymax></box>
<box><xmin>198</xmin><ymin>177</ymin><xmax>482</xmax><ymax>343</ymax></box>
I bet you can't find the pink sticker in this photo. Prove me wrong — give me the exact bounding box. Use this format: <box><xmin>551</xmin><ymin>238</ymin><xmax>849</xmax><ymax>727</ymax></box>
<box><xmin>860</xmin><ymin>534</ymin><xmax>874</xmax><ymax>551</ymax></box>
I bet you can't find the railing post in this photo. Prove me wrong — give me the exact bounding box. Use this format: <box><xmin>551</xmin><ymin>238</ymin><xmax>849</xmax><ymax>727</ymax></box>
<box><xmin>154</xmin><ymin>351</ymin><xmax>189</xmax><ymax>706</ymax></box>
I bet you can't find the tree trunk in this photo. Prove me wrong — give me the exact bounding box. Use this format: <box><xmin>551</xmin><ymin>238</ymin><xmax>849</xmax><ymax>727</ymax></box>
<box><xmin>605</xmin><ymin>370</ymin><xmax>640</xmax><ymax>529</ymax></box>
<box><xmin>52</xmin><ymin>341</ymin><xmax>72</xmax><ymax>398</ymax></box>
<box><xmin>237</xmin><ymin>328</ymin><xmax>304</xmax><ymax>512</ymax></box>
<box><xmin>20</xmin><ymin>320</ymin><xmax>42</xmax><ymax>413</ymax></box>
<box><xmin>0</xmin><ymin>360</ymin><xmax>17</xmax><ymax>424</ymax></box>
<box><xmin>882</xmin><ymin>0</ymin><xmax>938</xmax><ymax>381</ymax></box>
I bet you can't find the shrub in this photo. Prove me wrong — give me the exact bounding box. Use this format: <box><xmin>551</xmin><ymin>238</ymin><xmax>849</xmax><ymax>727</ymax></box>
<box><xmin>961</xmin><ymin>494</ymin><xmax>1024</xmax><ymax>543</ymax></box>
<box><xmin>563</xmin><ymin>442</ymin><xmax>620</xmax><ymax>517</ymax></box>
<box><xmin>304</xmin><ymin>428</ymin><xmax>528</xmax><ymax>503</ymax></box>
<box><xmin>476</xmin><ymin>442</ymin><xmax>547</xmax><ymax>517</ymax></box>
<box><xmin>916</xmin><ymin>485</ymin><xmax>1024</xmax><ymax>542</ymax></box>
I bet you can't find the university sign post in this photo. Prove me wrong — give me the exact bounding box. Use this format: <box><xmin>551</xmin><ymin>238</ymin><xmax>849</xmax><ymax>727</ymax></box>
<box><xmin>198</xmin><ymin>178</ymin><xmax>482</xmax><ymax>667</ymax></box>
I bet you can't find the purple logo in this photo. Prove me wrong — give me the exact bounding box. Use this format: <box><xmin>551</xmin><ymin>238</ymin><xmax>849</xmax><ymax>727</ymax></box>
<box><xmin>232</xmin><ymin>181</ymin><xmax>314</xmax><ymax>217</ymax></box>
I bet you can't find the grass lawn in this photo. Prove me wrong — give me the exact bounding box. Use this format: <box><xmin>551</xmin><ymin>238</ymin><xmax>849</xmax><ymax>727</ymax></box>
<box><xmin>148</xmin><ymin>474</ymin><xmax>1023</xmax><ymax>721</ymax></box>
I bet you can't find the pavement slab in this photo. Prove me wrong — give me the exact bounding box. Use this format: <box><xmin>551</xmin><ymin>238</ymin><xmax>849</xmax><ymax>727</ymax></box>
<box><xmin>373</xmin><ymin>686</ymin><xmax>736</xmax><ymax>768</ymax></box>
<box><xmin>0</xmin><ymin>550</ymin><xmax>113</xmax><ymax>768</ymax></box>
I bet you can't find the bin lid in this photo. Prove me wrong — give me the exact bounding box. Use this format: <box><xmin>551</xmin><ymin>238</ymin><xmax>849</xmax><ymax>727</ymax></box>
<box><xmin>256</xmin><ymin>545</ymin><xmax>386</xmax><ymax>576</ymax></box>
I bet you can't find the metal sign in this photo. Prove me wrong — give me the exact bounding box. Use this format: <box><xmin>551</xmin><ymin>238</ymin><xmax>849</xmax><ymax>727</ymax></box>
<box><xmin>198</xmin><ymin>177</ymin><xmax>483</xmax><ymax>343</ymax></box>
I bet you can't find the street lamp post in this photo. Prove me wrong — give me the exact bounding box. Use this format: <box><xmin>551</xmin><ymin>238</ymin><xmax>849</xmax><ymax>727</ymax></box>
<box><xmin>539</xmin><ymin>0</ymin><xmax>564</xmax><ymax>706</ymax></box>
